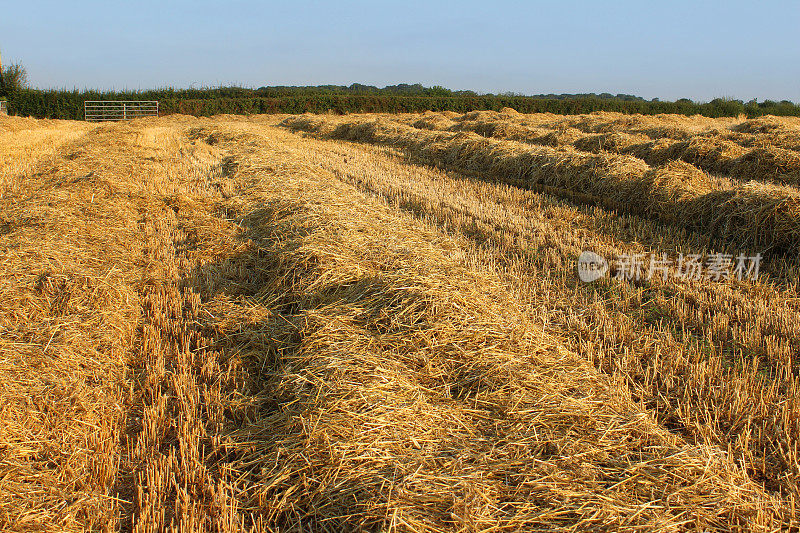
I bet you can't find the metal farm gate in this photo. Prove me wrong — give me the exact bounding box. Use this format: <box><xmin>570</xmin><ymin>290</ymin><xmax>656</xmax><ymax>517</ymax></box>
<box><xmin>84</xmin><ymin>101</ymin><xmax>159</xmax><ymax>122</ymax></box>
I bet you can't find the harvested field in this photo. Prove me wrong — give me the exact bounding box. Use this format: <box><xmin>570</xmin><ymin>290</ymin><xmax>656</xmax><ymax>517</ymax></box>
<box><xmin>284</xmin><ymin>115</ymin><xmax>800</xmax><ymax>255</ymax></box>
<box><xmin>2</xmin><ymin>112</ymin><xmax>800</xmax><ymax>531</ymax></box>
<box><xmin>394</xmin><ymin>110</ymin><xmax>800</xmax><ymax>186</ymax></box>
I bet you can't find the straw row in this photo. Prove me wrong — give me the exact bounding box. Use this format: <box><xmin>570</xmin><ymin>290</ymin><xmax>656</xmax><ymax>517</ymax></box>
<box><xmin>298</xmin><ymin>122</ymin><xmax>800</xmax><ymax>502</ymax></box>
<box><xmin>499</xmin><ymin>110</ymin><xmax>800</xmax><ymax>152</ymax></box>
<box><xmin>283</xmin><ymin>115</ymin><xmax>800</xmax><ymax>255</ymax></box>
<box><xmin>412</xmin><ymin>113</ymin><xmax>800</xmax><ymax>186</ymax></box>
<box><xmin>2</xmin><ymin>113</ymin><xmax>796</xmax><ymax>529</ymax></box>
<box><xmin>213</xmin><ymin>121</ymin><xmax>787</xmax><ymax>529</ymax></box>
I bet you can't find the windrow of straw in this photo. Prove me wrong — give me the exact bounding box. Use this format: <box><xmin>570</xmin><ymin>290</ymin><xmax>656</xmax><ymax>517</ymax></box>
<box><xmin>417</xmin><ymin>110</ymin><xmax>800</xmax><ymax>153</ymax></box>
<box><xmin>450</xmin><ymin>119</ymin><xmax>585</xmax><ymax>147</ymax></box>
<box><xmin>0</xmin><ymin>115</ymin><xmax>246</xmax><ymax>531</ymax></box>
<box><xmin>294</xmin><ymin>129</ymin><xmax>800</xmax><ymax>501</ymax></box>
<box><xmin>410</xmin><ymin>112</ymin><xmax>457</xmax><ymax>131</ymax></box>
<box><xmin>0</xmin><ymin>116</ymin><xmax>95</xmax><ymax>197</ymax></box>
<box><xmin>649</xmin><ymin>137</ymin><xmax>800</xmax><ymax>185</ymax></box>
<box><xmin>545</xmin><ymin>112</ymin><xmax>737</xmax><ymax>139</ymax></box>
<box><xmin>573</xmin><ymin>131</ymin><xmax>653</xmax><ymax>152</ymax></box>
<box><xmin>567</xmin><ymin>113</ymin><xmax>800</xmax><ymax>153</ymax></box>
<box><xmin>206</xmin><ymin>121</ymin><xmax>787</xmax><ymax>529</ymax></box>
<box><xmin>0</xmin><ymin>121</ymin><xmax>138</xmax><ymax>530</ymax></box>
<box><xmin>0</xmin><ymin>115</ymin><xmax>66</xmax><ymax>134</ymax></box>
<box><xmin>424</xmin><ymin>114</ymin><xmax>800</xmax><ymax>186</ymax></box>
<box><xmin>283</xmin><ymin>115</ymin><xmax>800</xmax><ymax>255</ymax></box>
<box><xmin>722</xmin><ymin>129</ymin><xmax>800</xmax><ymax>152</ymax></box>
<box><xmin>3</xmin><ymin>114</ymin><xmax>798</xmax><ymax>529</ymax></box>
<box><xmin>733</xmin><ymin>115</ymin><xmax>800</xmax><ymax>135</ymax></box>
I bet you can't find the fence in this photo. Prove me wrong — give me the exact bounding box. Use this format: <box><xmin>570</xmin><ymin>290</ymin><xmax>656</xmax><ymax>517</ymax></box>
<box><xmin>0</xmin><ymin>100</ymin><xmax>6</xmax><ymax>115</ymax></box>
<box><xmin>84</xmin><ymin>101</ymin><xmax>159</xmax><ymax>122</ymax></box>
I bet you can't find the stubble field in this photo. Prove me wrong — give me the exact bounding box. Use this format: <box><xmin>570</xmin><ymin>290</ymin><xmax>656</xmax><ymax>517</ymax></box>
<box><xmin>1</xmin><ymin>109</ymin><xmax>799</xmax><ymax>531</ymax></box>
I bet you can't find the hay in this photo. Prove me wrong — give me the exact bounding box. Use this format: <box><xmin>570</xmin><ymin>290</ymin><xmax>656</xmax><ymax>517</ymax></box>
<box><xmin>0</xmin><ymin>116</ymin><xmax>239</xmax><ymax>530</ymax></box>
<box><xmin>536</xmin><ymin>126</ymin><xmax>584</xmax><ymax>146</ymax></box>
<box><xmin>642</xmin><ymin>160</ymin><xmax>716</xmax><ymax>205</ymax></box>
<box><xmin>455</xmin><ymin>110</ymin><xmax>502</xmax><ymax>122</ymax></box>
<box><xmin>688</xmin><ymin>180</ymin><xmax>800</xmax><ymax>251</ymax></box>
<box><xmin>214</xmin><ymin>125</ymin><xmax>786</xmax><ymax>529</ymax></box>
<box><xmin>556</xmin><ymin>112</ymin><xmax>630</xmax><ymax>133</ymax></box>
<box><xmin>654</xmin><ymin>138</ymin><xmax>800</xmax><ymax>185</ymax></box>
<box><xmin>734</xmin><ymin>116</ymin><xmax>793</xmax><ymax>135</ymax></box>
<box><xmin>5</xmin><ymin>113</ymin><xmax>799</xmax><ymax>529</ymax></box>
<box><xmin>731</xmin><ymin>146</ymin><xmax>800</xmax><ymax>184</ymax></box>
<box><xmin>445</xmin><ymin>114</ymin><xmax>800</xmax><ymax>186</ymax></box>
<box><xmin>0</xmin><ymin>115</ymin><xmax>68</xmax><ymax>134</ymax></box>
<box><xmin>291</xmin><ymin>125</ymin><xmax>800</xmax><ymax>503</ymax></box>
<box><xmin>641</xmin><ymin>125</ymin><xmax>693</xmax><ymax>140</ymax></box>
<box><xmin>283</xmin><ymin>115</ymin><xmax>800</xmax><ymax>254</ymax></box>
<box><xmin>0</xmin><ymin>122</ymin><xmax>149</xmax><ymax>529</ymax></box>
<box><xmin>641</xmin><ymin>136</ymin><xmax>743</xmax><ymax>174</ymax></box>
<box><xmin>574</xmin><ymin>132</ymin><xmax>652</xmax><ymax>153</ymax></box>
<box><xmin>451</xmin><ymin>118</ymin><xmax>585</xmax><ymax>148</ymax></box>
<box><xmin>411</xmin><ymin>113</ymin><xmax>457</xmax><ymax>131</ymax></box>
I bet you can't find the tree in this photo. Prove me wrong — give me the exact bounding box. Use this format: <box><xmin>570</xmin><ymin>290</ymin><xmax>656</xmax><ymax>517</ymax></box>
<box><xmin>1</xmin><ymin>62</ymin><xmax>28</xmax><ymax>96</ymax></box>
<box><xmin>0</xmin><ymin>49</ymin><xmax>5</xmax><ymax>96</ymax></box>
<box><xmin>426</xmin><ymin>85</ymin><xmax>453</xmax><ymax>97</ymax></box>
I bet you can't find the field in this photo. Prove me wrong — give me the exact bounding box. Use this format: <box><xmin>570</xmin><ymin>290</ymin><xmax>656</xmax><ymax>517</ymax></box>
<box><xmin>1</xmin><ymin>109</ymin><xmax>799</xmax><ymax>531</ymax></box>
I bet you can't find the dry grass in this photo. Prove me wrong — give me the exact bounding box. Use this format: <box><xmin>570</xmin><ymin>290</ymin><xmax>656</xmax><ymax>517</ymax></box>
<box><xmin>2</xmin><ymin>113</ymin><xmax>799</xmax><ymax>530</ymax></box>
<box><xmin>410</xmin><ymin>111</ymin><xmax>457</xmax><ymax>131</ymax></box>
<box><xmin>0</xmin><ymin>117</ymin><xmax>95</xmax><ymax>197</ymax></box>
<box><xmin>289</xmin><ymin>132</ymin><xmax>800</xmax><ymax>502</ymax></box>
<box><xmin>0</xmin><ymin>117</ymin><xmax>140</xmax><ymax>530</ymax></box>
<box><xmin>730</xmin><ymin>116</ymin><xmax>800</xmax><ymax>151</ymax></box>
<box><xmin>401</xmin><ymin>111</ymin><xmax>800</xmax><ymax>186</ymax></box>
<box><xmin>210</xmin><ymin>122</ymin><xmax>790</xmax><ymax>529</ymax></box>
<box><xmin>0</xmin><ymin>115</ymin><xmax>233</xmax><ymax>530</ymax></box>
<box><xmin>283</xmin><ymin>114</ymin><xmax>800</xmax><ymax>255</ymax></box>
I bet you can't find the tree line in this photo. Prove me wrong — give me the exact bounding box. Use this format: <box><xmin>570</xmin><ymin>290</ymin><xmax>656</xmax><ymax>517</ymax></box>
<box><xmin>2</xmin><ymin>72</ymin><xmax>799</xmax><ymax>119</ymax></box>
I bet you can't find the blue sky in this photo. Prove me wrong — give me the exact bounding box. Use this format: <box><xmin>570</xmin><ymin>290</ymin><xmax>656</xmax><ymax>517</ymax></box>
<box><xmin>2</xmin><ymin>0</ymin><xmax>798</xmax><ymax>102</ymax></box>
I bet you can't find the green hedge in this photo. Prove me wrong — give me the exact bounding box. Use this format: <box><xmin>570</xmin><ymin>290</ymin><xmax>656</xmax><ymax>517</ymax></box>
<box><xmin>6</xmin><ymin>89</ymin><xmax>800</xmax><ymax>120</ymax></box>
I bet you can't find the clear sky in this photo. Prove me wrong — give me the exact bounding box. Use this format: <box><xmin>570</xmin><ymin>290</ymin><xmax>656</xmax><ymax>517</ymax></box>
<box><xmin>2</xmin><ymin>0</ymin><xmax>798</xmax><ymax>102</ymax></box>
